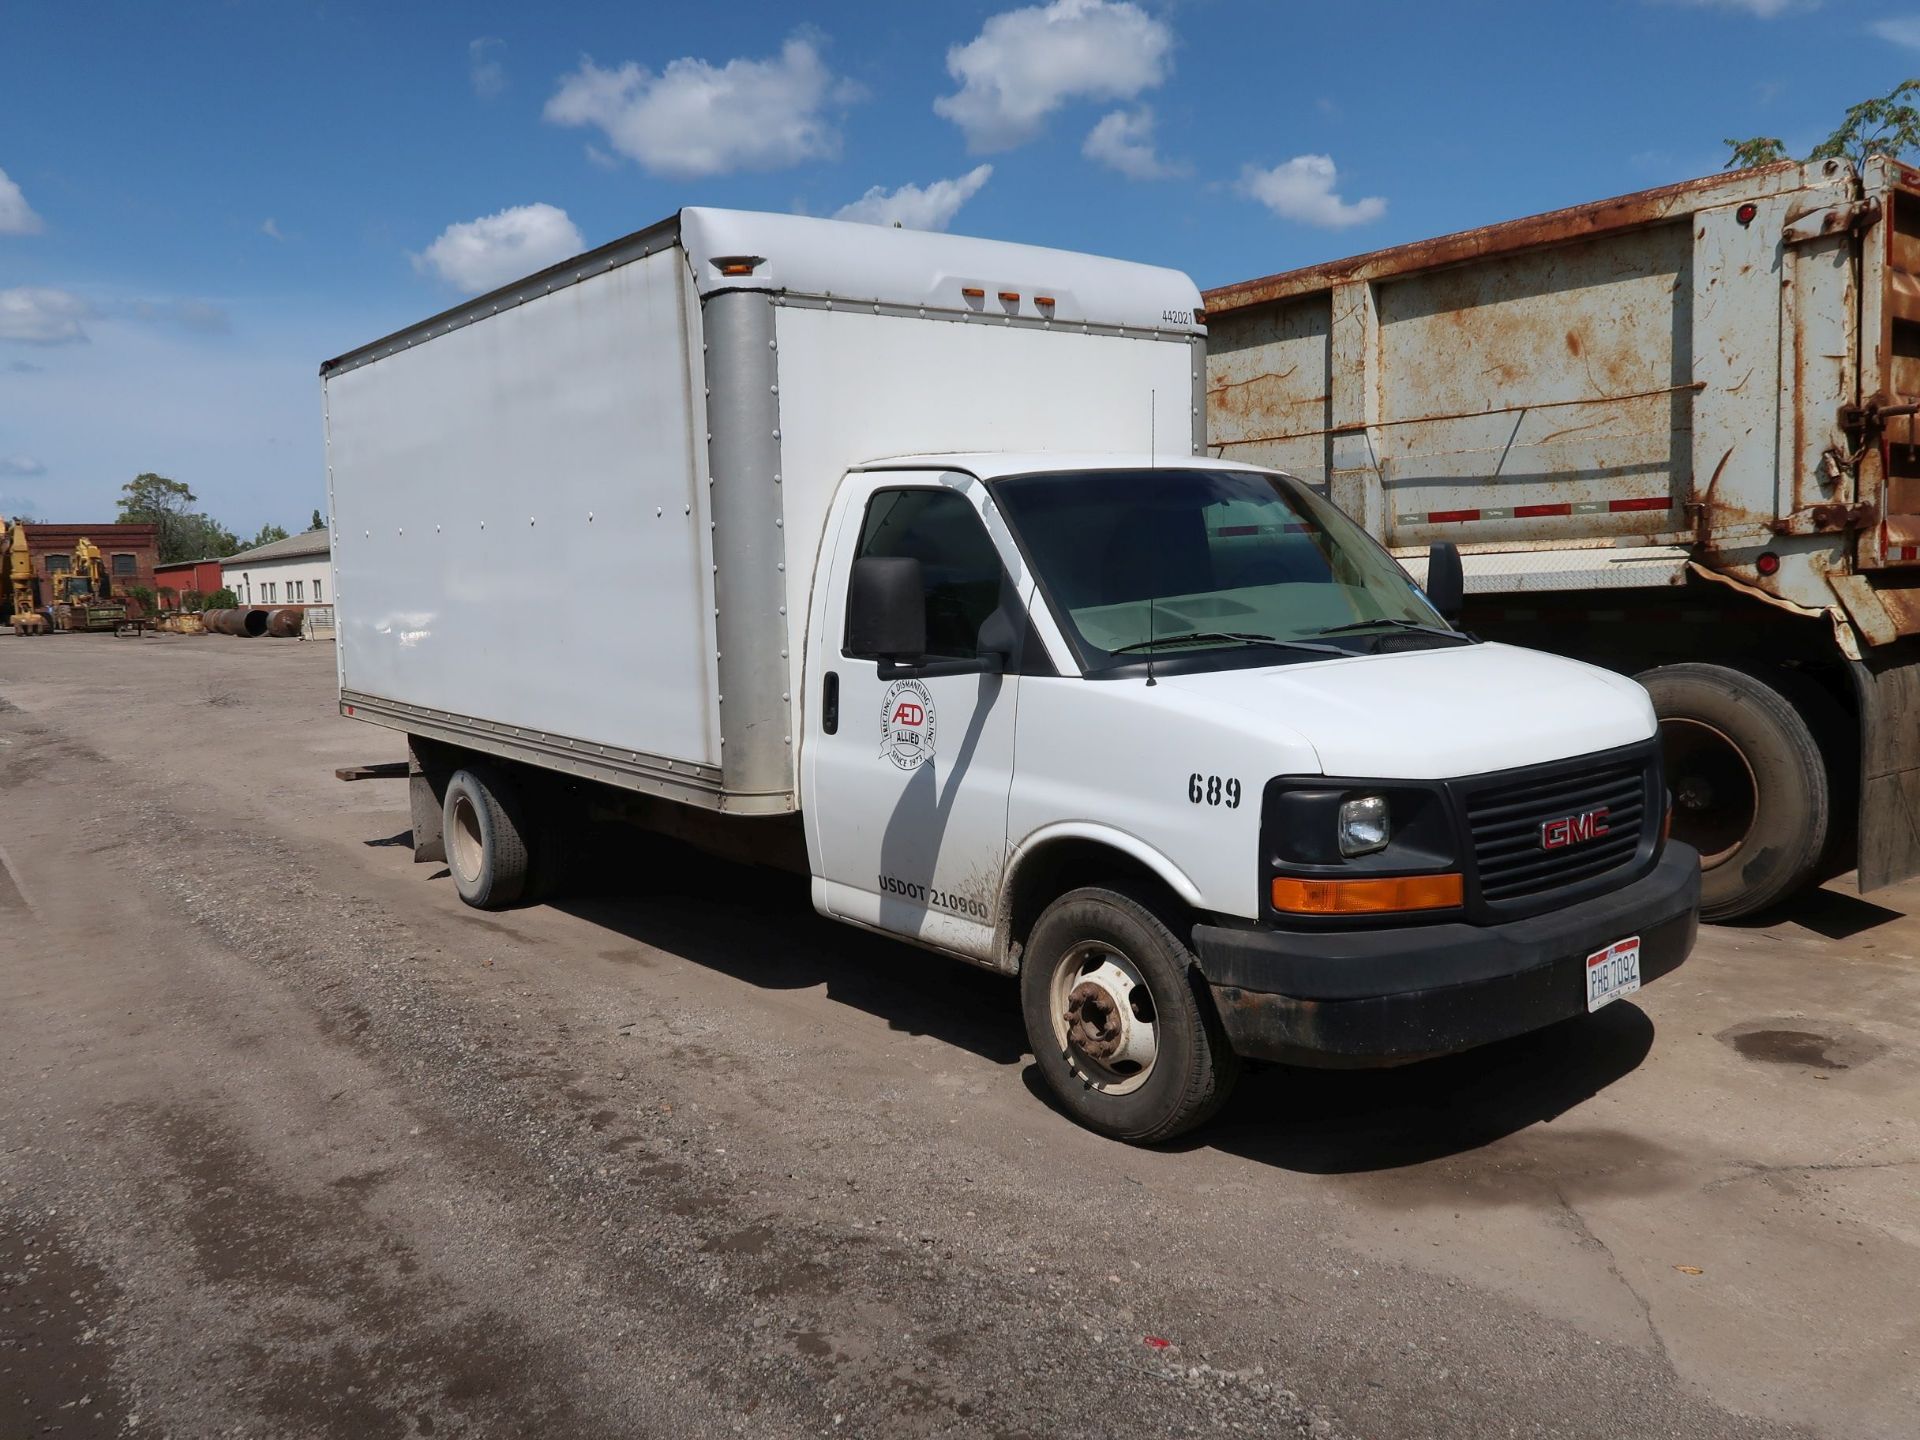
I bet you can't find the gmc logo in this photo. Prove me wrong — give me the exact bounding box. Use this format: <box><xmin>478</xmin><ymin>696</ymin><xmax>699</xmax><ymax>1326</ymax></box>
<box><xmin>1541</xmin><ymin>807</ymin><xmax>1610</xmax><ymax>850</ymax></box>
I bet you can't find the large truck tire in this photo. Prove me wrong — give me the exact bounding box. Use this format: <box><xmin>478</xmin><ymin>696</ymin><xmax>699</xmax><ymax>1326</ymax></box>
<box><xmin>443</xmin><ymin>765</ymin><xmax>532</xmax><ymax>910</ymax></box>
<box><xmin>1020</xmin><ymin>887</ymin><xmax>1239</xmax><ymax>1143</ymax></box>
<box><xmin>1636</xmin><ymin>663</ymin><xmax>1829</xmax><ymax>921</ymax></box>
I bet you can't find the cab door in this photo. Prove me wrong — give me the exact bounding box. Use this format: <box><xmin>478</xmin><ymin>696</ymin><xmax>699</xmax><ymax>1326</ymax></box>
<box><xmin>802</xmin><ymin>471</ymin><xmax>1027</xmax><ymax>961</ymax></box>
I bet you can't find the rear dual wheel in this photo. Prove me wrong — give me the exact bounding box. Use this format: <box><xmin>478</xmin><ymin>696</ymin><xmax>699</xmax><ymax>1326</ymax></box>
<box><xmin>444</xmin><ymin>766</ymin><xmax>533</xmax><ymax>910</ymax></box>
<box><xmin>1021</xmin><ymin>887</ymin><xmax>1239</xmax><ymax>1144</ymax></box>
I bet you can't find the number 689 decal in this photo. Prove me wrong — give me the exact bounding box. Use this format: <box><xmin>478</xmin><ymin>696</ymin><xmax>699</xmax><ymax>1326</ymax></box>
<box><xmin>1188</xmin><ymin>773</ymin><xmax>1241</xmax><ymax>808</ymax></box>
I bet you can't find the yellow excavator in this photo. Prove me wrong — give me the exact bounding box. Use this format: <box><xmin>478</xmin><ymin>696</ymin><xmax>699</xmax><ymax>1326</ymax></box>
<box><xmin>52</xmin><ymin>536</ymin><xmax>128</xmax><ymax>632</ymax></box>
<box><xmin>5</xmin><ymin>516</ymin><xmax>48</xmax><ymax>635</ymax></box>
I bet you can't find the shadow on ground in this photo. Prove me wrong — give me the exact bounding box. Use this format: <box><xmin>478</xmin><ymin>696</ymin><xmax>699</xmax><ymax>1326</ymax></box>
<box><xmin>1719</xmin><ymin>875</ymin><xmax>1904</xmax><ymax>939</ymax></box>
<box><xmin>395</xmin><ymin>826</ymin><xmax>1709</xmax><ymax>1173</ymax></box>
<box><xmin>546</xmin><ymin>842</ymin><xmax>1027</xmax><ymax>1068</ymax></box>
<box><xmin>1193</xmin><ymin>1001</ymin><xmax>1656</xmax><ymax>1173</ymax></box>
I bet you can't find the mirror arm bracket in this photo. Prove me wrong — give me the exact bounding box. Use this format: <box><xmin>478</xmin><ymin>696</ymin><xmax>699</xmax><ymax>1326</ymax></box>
<box><xmin>877</xmin><ymin>652</ymin><xmax>1006</xmax><ymax>681</ymax></box>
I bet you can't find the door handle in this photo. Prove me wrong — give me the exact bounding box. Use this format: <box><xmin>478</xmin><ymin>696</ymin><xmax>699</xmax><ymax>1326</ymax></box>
<box><xmin>823</xmin><ymin>671</ymin><xmax>839</xmax><ymax>735</ymax></box>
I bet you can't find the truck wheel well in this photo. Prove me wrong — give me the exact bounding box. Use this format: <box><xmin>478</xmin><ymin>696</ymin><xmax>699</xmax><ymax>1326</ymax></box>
<box><xmin>1002</xmin><ymin>839</ymin><xmax>1196</xmax><ymax>972</ymax></box>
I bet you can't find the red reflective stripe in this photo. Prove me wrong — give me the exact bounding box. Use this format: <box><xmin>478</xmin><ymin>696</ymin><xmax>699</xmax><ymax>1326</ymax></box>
<box><xmin>1214</xmin><ymin>525</ymin><xmax>1259</xmax><ymax>537</ymax></box>
<box><xmin>1427</xmin><ymin>509</ymin><xmax>1479</xmax><ymax>523</ymax></box>
<box><xmin>1608</xmin><ymin>496</ymin><xmax>1670</xmax><ymax>512</ymax></box>
<box><xmin>1513</xmin><ymin>503</ymin><xmax>1572</xmax><ymax>518</ymax></box>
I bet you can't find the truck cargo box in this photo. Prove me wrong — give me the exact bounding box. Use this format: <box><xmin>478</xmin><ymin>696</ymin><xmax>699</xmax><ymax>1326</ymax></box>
<box><xmin>323</xmin><ymin>209</ymin><xmax>1204</xmax><ymax>814</ymax></box>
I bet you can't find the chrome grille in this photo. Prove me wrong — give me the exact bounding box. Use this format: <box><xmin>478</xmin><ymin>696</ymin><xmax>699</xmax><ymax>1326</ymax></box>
<box><xmin>1465</xmin><ymin>761</ymin><xmax>1649</xmax><ymax>902</ymax></box>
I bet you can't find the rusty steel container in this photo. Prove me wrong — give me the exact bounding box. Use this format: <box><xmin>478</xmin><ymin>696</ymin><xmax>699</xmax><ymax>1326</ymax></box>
<box><xmin>265</xmin><ymin>607</ymin><xmax>304</xmax><ymax>638</ymax></box>
<box><xmin>1203</xmin><ymin>156</ymin><xmax>1920</xmax><ymax>915</ymax></box>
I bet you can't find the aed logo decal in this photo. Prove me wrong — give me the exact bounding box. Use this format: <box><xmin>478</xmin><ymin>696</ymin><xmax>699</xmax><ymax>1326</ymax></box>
<box><xmin>1541</xmin><ymin>806</ymin><xmax>1609</xmax><ymax>851</ymax></box>
<box><xmin>880</xmin><ymin>678</ymin><xmax>936</xmax><ymax>770</ymax></box>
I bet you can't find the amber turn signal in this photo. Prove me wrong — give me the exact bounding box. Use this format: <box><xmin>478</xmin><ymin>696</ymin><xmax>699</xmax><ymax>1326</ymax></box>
<box><xmin>1271</xmin><ymin>873</ymin><xmax>1463</xmax><ymax>915</ymax></box>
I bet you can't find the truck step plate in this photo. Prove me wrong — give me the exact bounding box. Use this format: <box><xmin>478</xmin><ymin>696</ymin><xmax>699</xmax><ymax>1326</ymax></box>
<box><xmin>1585</xmin><ymin>937</ymin><xmax>1642</xmax><ymax>1013</ymax></box>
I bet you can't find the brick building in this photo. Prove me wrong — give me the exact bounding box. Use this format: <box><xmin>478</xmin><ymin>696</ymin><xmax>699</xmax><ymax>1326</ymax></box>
<box><xmin>0</xmin><ymin>521</ymin><xmax>160</xmax><ymax>619</ymax></box>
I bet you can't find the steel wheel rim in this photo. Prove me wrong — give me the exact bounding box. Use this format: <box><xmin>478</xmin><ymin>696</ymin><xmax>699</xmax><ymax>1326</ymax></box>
<box><xmin>1048</xmin><ymin>940</ymin><xmax>1159</xmax><ymax>1096</ymax></box>
<box><xmin>449</xmin><ymin>791</ymin><xmax>484</xmax><ymax>887</ymax></box>
<box><xmin>1661</xmin><ymin>716</ymin><xmax>1758</xmax><ymax>869</ymax></box>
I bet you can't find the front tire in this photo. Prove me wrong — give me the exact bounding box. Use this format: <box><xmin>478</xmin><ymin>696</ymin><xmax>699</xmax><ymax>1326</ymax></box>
<box><xmin>443</xmin><ymin>765</ymin><xmax>532</xmax><ymax>910</ymax></box>
<box><xmin>1637</xmin><ymin>663</ymin><xmax>1829</xmax><ymax>920</ymax></box>
<box><xmin>1020</xmin><ymin>887</ymin><xmax>1239</xmax><ymax>1143</ymax></box>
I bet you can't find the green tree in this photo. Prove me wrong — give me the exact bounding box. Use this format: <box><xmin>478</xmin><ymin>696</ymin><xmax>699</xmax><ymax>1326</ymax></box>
<box><xmin>309</xmin><ymin>508</ymin><xmax>326</xmax><ymax>532</ymax></box>
<box><xmin>1728</xmin><ymin>79</ymin><xmax>1920</xmax><ymax>169</ymax></box>
<box><xmin>115</xmin><ymin>472</ymin><xmax>241</xmax><ymax>562</ymax></box>
<box><xmin>187</xmin><ymin>515</ymin><xmax>242</xmax><ymax>559</ymax></box>
<box><xmin>116</xmin><ymin>472</ymin><xmax>198</xmax><ymax>562</ymax></box>
<box><xmin>246</xmin><ymin>523</ymin><xmax>291</xmax><ymax>549</ymax></box>
<box><xmin>205</xmin><ymin>586</ymin><xmax>237</xmax><ymax>609</ymax></box>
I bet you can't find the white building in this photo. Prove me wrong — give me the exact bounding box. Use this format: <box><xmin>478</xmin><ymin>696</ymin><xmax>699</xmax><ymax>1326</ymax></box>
<box><xmin>223</xmin><ymin>529</ymin><xmax>331</xmax><ymax>607</ymax></box>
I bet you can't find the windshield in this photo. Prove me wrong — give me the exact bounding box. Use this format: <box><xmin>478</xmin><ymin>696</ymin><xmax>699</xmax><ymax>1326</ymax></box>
<box><xmin>989</xmin><ymin>467</ymin><xmax>1446</xmax><ymax>672</ymax></box>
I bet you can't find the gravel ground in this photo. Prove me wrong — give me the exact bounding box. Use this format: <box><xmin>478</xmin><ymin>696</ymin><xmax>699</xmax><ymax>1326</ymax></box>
<box><xmin>2</xmin><ymin>632</ymin><xmax>1917</xmax><ymax>1438</ymax></box>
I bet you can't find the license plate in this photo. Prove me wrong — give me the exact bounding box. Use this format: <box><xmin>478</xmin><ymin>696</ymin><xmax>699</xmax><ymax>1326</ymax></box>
<box><xmin>1585</xmin><ymin>936</ymin><xmax>1641</xmax><ymax>1012</ymax></box>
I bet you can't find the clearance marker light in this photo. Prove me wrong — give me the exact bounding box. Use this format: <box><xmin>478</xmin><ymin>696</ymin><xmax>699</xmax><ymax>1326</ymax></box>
<box><xmin>998</xmin><ymin>291</ymin><xmax>1020</xmax><ymax>303</ymax></box>
<box><xmin>1756</xmin><ymin>551</ymin><xmax>1781</xmax><ymax>576</ymax></box>
<box><xmin>961</xmin><ymin>286</ymin><xmax>986</xmax><ymax>299</ymax></box>
<box><xmin>1271</xmin><ymin>873</ymin><xmax>1463</xmax><ymax>915</ymax></box>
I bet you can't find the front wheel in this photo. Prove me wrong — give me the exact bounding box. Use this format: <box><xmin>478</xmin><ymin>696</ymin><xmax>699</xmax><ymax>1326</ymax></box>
<box><xmin>1020</xmin><ymin>887</ymin><xmax>1239</xmax><ymax>1143</ymax></box>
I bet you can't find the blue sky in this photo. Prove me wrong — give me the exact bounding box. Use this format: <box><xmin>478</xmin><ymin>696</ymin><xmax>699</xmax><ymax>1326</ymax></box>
<box><xmin>3</xmin><ymin>0</ymin><xmax>1917</xmax><ymax>533</ymax></box>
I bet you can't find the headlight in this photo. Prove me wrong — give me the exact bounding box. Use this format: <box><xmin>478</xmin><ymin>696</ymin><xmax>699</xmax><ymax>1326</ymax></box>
<box><xmin>1338</xmin><ymin>795</ymin><xmax>1390</xmax><ymax>857</ymax></box>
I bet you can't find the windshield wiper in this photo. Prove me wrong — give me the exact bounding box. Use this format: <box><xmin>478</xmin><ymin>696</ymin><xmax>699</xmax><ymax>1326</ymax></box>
<box><xmin>1110</xmin><ymin>629</ymin><xmax>1350</xmax><ymax>658</ymax></box>
<box><xmin>1314</xmin><ymin>617</ymin><xmax>1470</xmax><ymax>642</ymax></box>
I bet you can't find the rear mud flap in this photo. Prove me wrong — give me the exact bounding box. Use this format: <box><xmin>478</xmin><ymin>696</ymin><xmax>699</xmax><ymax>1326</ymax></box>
<box><xmin>1849</xmin><ymin>639</ymin><xmax>1920</xmax><ymax>891</ymax></box>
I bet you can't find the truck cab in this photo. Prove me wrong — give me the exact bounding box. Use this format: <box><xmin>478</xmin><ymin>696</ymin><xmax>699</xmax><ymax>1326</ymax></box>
<box><xmin>801</xmin><ymin>454</ymin><xmax>1697</xmax><ymax>1140</ymax></box>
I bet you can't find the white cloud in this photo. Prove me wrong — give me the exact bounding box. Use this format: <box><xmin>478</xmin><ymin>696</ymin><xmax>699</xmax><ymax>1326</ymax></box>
<box><xmin>545</xmin><ymin>36</ymin><xmax>855</xmax><ymax>177</ymax></box>
<box><xmin>936</xmin><ymin>0</ymin><xmax>1173</xmax><ymax>152</ymax></box>
<box><xmin>1664</xmin><ymin>0</ymin><xmax>1802</xmax><ymax>15</ymax></box>
<box><xmin>834</xmin><ymin>165</ymin><xmax>994</xmax><ymax>231</ymax></box>
<box><xmin>414</xmin><ymin>203</ymin><xmax>585</xmax><ymax>294</ymax></box>
<box><xmin>0</xmin><ymin>166</ymin><xmax>43</xmax><ymax>235</ymax></box>
<box><xmin>261</xmin><ymin>217</ymin><xmax>285</xmax><ymax>241</ymax></box>
<box><xmin>1238</xmin><ymin>155</ymin><xmax>1386</xmax><ymax>229</ymax></box>
<box><xmin>470</xmin><ymin>37</ymin><xmax>507</xmax><ymax>99</ymax></box>
<box><xmin>1871</xmin><ymin>16</ymin><xmax>1920</xmax><ymax>46</ymax></box>
<box><xmin>127</xmin><ymin>298</ymin><xmax>230</xmax><ymax>335</ymax></box>
<box><xmin>0</xmin><ymin>287</ymin><xmax>91</xmax><ymax>344</ymax></box>
<box><xmin>1083</xmin><ymin>106</ymin><xmax>1183</xmax><ymax>179</ymax></box>
<box><xmin>0</xmin><ymin>455</ymin><xmax>46</xmax><ymax>477</ymax></box>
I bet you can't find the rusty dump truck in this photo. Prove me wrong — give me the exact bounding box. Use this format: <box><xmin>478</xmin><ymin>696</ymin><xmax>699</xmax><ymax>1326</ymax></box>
<box><xmin>1204</xmin><ymin>157</ymin><xmax>1920</xmax><ymax>919</ymax></box>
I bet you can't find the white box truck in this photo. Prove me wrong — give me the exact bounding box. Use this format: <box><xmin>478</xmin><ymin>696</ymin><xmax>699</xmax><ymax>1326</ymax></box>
<box><xmin>323</xmin><ymin>209</ymin><xmax>1698</xmax><ymax>1141</ymax></box>
<box><xmin>1204</xmin><ymin>158</ymin><xmax>1920</xmax><ymax>921</ymax></box>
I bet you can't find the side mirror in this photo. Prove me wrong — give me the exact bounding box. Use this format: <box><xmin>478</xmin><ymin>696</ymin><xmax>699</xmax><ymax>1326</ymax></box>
<box><xmin>1425</xmin><ymin>541</ymin><xmax>1463</xmax><ymax>621</ymax></box>
<box><xmin>847</xmin><ymin>556</ymin><xmax>926</xmax><ymax>661</ymax></box>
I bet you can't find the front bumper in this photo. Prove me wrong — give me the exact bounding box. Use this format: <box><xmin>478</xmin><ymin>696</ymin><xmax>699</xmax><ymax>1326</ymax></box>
<box><xmin>1193</xmin><ymin>844</ymin><xmax>1700</xmax><ymax>1067</ymax></box>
